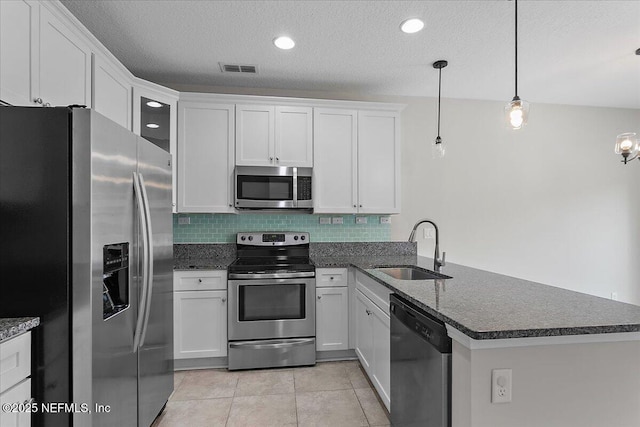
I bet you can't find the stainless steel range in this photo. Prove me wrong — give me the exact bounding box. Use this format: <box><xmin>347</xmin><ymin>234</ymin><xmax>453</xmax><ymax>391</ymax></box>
<box><xmin>227</xmin><ymin>232</ymin><xmax>316</xmax><ymax>370</ymax></box>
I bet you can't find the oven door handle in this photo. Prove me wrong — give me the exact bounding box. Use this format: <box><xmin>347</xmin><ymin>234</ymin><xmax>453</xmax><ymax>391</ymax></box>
<box><xmin>228</xmin><ymin>271</ymin><xmax>315</xmax><ymax>280</ymax></box>
<box><xmin>229</xmin><ymin>338</ymin><xmax>315</xmax><ymax>350</ymax></box>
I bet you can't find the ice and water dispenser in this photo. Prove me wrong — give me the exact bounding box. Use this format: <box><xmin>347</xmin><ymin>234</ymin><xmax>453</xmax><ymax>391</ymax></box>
<box><xmin>103</xmin><ymin>243</ymin><xmax>129</xmax><ymax>320</ymax></box>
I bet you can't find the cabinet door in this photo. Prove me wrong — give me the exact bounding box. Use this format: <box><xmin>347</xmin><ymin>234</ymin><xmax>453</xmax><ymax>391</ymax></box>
<box><xmin>275</xmin><ymin>106</ymin><xmax>313</xmax><ymax>167</ymax></box>
<box><xmin>316</xmin><ymin>287</ymin><xmax>349</xmax><ymax>351</ymax></box>
<box><xmin>313</xmin><ymin>108</ymin><xmax>358</xmax><ymax>213</ymax></box>
<box><xmin>38</xmin><ymin>5</ymin><xmax>91</xmax><ymax>107</ymax></box>
<box><xmin>133</xmin><ymin>83</ymin><xmax>178</xmax><ymax>211</ymax></box>
<box><xmin>174</xmin><ymin>290</ymin><xmax>227</xmax><ymax>359</ymax></box>
<box><xmin>355</xmin><ymin>289</ymin><xmax>374</xmax><ymax>373</ymax></box>
<box><xmin>357</xmin><ymin>110</ymin><xmax>400</xmax><ymax>214</ymax></box>
<box><xmin>370</xmin><ymin>301</ymin><xmax>391</xmax><ymax>411</ymax></box>
<box><xmin>0</xmin><ymin>378</ymin><xmax>31</xmax><ymax>427</ymax></box>
<box><xmin>0</xmin><ymin>0</ymin><xmax>38</xmax><ymax>106</ymax></box>
<box><xmin>236</xmin><ymin>104</ymin><xmax>274</xmax><ymax>166</ymax></box>
<box><xmin>92</xmin><ymin>54</ymin><xmax>131</xmax><ymax>129</ymax></box>
<box><xmin>178</xmin><ymin>102</ymin><xmax>234</xmax><ymax>212</ymax></box>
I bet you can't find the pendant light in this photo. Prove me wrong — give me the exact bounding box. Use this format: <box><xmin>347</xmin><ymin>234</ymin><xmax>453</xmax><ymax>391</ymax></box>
<box><xmin>505</xmin><ymin>0</ymin><xmax>529</xmax><ymax>129</ymax></box>
<box><xmin>433</xmin><ymin>60</ymin><xmax>448</xmax><ymax>158</ymax></box>
<box><xmin>614</xmin><ymin>133</ymin><xmax>639</xmax><ymax>164</ymax></box>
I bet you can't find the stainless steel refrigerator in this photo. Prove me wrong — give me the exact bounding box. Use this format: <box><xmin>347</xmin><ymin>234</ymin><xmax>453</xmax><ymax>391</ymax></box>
<box><xmin>0</xmin><ymin>106</ymin><xmax>174</xmax><ymax>427</ymax></box>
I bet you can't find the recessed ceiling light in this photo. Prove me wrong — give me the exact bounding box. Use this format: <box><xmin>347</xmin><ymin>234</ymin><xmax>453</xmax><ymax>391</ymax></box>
<box><xmin>146</xmin><ymin>123</ymin><xmax>159</xmax><ymax>129</ymax></box>
<box><xmin>400</xmin><ymin>18</ymin><xmax>424</xmax><ymax>34</ymax></box>
<box><xmin>146</xmin><ymin>101</ymin><xmax>163</xmax><ymax>108</ymax></box>
<box><xmin>273</xmin><ymin>36</ymin><xmax>295</xmax><ymax>50</ymax></box>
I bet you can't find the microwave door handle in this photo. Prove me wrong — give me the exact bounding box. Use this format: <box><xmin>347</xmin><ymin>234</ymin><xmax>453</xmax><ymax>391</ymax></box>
<box><xmin>293</xmin><ymin>167</ymin><xmax>298</xmax><ymax>207</ymax></box>
<box><xmin>132</xmin><ymin>172</ymin><xmax>149</xmax><ymax>352</ymax></box>
<box><xmin>138</xmin><ymin>173</ymin><xmax>154</xmax><ymax>348</ymax></box>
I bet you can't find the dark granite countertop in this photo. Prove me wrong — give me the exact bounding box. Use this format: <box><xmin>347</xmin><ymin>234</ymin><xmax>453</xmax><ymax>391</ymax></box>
<box><xmin>173</xmin><ymin>244</ymin><xmax>640</xmax><ymax>340</ymax></box>
<box><xmin>0</xmin><ymin>317</ymin><xmax>40</xmax><ymax>343</ymax></box>
<box><xmin>345</xmin><ymin>255</ymin><xmax>640</xmax><ymax>340</ymax></box>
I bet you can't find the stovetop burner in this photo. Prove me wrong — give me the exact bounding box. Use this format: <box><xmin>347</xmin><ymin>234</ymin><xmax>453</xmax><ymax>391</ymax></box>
<box><xmin>229</xmin><ymin>232</ymin><xmax>315</xmax><ymax>275</ymax></box>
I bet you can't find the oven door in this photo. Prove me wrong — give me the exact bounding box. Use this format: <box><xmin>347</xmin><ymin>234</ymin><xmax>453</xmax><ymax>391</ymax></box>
<box><xmin>228</xmin><ymin>277</ymin><xmax>315</xmax><ymax>340</ymax></box>
<box><xmin>235</xmin><ymin>166</ymin><xmax>295</xmax><ymax>209</ymax></box>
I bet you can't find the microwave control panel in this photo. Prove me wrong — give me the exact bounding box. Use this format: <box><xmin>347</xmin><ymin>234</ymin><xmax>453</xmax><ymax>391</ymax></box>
<box><xmin>297</xmin><ymin>177</ymin><xmax>312</xmax><ymax>200</ymax></box>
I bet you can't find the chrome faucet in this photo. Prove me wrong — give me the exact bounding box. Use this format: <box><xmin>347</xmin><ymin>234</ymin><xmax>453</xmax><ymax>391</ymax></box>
<box><xmin>408</xmin><ymin>219</ymin><xmax>446</xmax><ymax>272</ymax></box>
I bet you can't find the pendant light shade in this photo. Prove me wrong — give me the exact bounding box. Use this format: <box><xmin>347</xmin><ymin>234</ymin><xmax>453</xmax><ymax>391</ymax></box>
<box><xmin>505</xmin><ymin>0</ymin><xmax>529</xmax><ymax>130</ymax></box>
<box><xmin>614</xmin><ymin>132</ymin><xmax>639</xmax><ymax>164</ymax></box>
<box><xmin>433</xmin><ymin>60</ymin><xmax>448</xmax><ymax>158</ymax></box>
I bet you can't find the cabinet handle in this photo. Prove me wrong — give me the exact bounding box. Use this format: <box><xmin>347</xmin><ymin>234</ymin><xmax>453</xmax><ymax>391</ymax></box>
<box><xmin>329</xmin><ymin>276</ymin><xmax>334</xmax><ymax>280</ymax></box>
<box><xmin>276</xmin><ymin>157</ymin><xmax>279</xmax><ymax>161</ymax></box>
<box><xmin>366</xmin><ymin>309</ymin><xmax>372</xmax><ymax>316</ymax></box>
<box><xmin>198</xmin><ymin>278</ymin><xmax>202</xmax><ymax>283</ymax></box>
<box><xmin>33</xmin><ymin>97</ymin><xmax>43</xmax><ymax>105</ymax></box>
<box><xmin>359</xmin><ymin>204</ymin><xmax>363</xmax><ymax>208</ymax></box>
<box><xmin>222</xmin><ymin>297</ymin><xmax>226</xmax><ymax>303</ymax></box>
<box><xmin>269</xmin><ymin>157</ymin><xmax>273</xmax><ymax>161</ymax></box>
<box><xmin>317</xmin><ymin>295</ymin><xmax>322</xmax><ymax>300</ymax></box>
<box><xmin>353</xmin><ymin>204</ymin><xmax>357</xmax><ymax>208</ymax></box>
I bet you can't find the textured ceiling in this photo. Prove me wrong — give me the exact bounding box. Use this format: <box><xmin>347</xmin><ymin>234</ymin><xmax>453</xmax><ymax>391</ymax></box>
<box><xmin>61</xmin><ymin>0</ymin><xmax>640</xmax><ymax>108</ymax></box>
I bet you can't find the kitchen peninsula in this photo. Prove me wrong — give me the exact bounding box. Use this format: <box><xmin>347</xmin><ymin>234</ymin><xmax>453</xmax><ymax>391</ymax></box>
<box><xmin>177</xmin><ymin>242</ymin><xmax>640</xmax><ymax>427</ymax></box>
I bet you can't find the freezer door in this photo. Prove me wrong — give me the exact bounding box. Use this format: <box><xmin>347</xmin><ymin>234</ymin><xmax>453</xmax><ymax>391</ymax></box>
<box><xmin>72</xmin><ymin>109</ymin><xmax>140</xmax><ymax>426</ymax></box>
<box><xmin>137</xmin><ymin>136</ymin><xmax>174</xmax><ymax>427</ymax></box>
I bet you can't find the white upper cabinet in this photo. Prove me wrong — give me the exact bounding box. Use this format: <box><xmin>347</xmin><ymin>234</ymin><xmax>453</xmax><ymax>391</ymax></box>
<box><xmin>38</xmin><ymin>4</ymin><xmax>91</xmax><ymax>107</ymax></box>
<box><xmin>275</xmin><ymin>106</ymin><xmax>313</xmax><ymax>166</ymax></box>
<box><xmin>313</xmin><ymin>108</ymin><xmax>358</xmax><ymax>213</ymax></box>
<box><xmin>92</xmin><ymin>54</ymin><xmax>131</xmax><ymax>129</ymax></box>
<box><xmin>0</xmin><ymin>0</ymin><xmax>37</xmax><ymax>106</ymax></box>
<box><xmin>236</xmin><ymin>104</ymin><xmax>313</xmax><ymax>167</ymax></box>
<box><xmin>357</xmin><ymin>110</ymin><xmax>400</xmax><ymax>214</ymax></box>
<box><xmin>314</xmin><ymin>108</ymin><xmax>400</xmax><ymax>214</ymax></box>
<box><xmin>178</xmin><ymin>99</ymin><xmax>235</xmax><ymax>213</ymax></box>
<box><xmin>1</xmin><ymin>1</ymin><xmax>92</xmax><ymax>108</ymax></box>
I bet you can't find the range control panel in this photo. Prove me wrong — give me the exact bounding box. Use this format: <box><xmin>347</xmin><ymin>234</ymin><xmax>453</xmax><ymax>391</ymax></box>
<box><xmin>236</xmin><ymin>232</ymin><xmax>309</xmax><ymax>246</ymax></box>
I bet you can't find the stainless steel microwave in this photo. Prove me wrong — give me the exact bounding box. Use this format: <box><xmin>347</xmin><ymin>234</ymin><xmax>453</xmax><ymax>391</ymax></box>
<box><xmin>234</xmin><ymin>166</ymin><xmax>313</xmax><ymax>211</ymax></box>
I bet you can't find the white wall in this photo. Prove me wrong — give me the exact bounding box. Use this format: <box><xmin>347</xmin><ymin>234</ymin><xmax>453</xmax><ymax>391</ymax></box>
<box><xmin>392</xmin><ymin>97</ymin><xmax>640</xmax><ymax>305</ymax></box>
<box><xmin>452</xmin><ymin>339</ymin><xmax>640</xmax><ymax>427</ymax></box>
<box><xmin>168</xmin><ymin>83</ymin><xmax>640</xmax><ymax>305</ymax></box>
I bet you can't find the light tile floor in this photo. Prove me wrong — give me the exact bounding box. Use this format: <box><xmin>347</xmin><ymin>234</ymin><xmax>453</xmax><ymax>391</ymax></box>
<box><xmin>152</xmin><ymin>360</ymin><xmax>390</xmax><ymax>427</ymax></box>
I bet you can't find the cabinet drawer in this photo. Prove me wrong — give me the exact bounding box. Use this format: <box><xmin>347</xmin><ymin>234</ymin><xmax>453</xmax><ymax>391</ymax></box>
<box><xmin>316</xmin><ymin>268</ymin><xmax>348</xmax><ymax>288</ymax></box>
<box><xmin>174</xmin><ymin>270</ymin><xmax>227</xmax><ymax>291</ymax></box>
<box><xmin>0</xmin><ymin>378</ymin><xmax>31</xmax><ymax>427</ymax></box>
<box><xmin>0</xmin><ymin>332</ymin><xmax>31</xmax><ymax>394</ymax></box>
<box><xmin>355</xmin><ymin>270</ymin><xmax>391</xmax><ymax>315</ymax></box>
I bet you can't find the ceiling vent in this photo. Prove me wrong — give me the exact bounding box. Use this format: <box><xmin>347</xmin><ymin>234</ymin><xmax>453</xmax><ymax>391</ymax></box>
<box><xmin>219</xmin><ymin>63</ymin><xmax>258</xmax><ymax>74</ymax></box>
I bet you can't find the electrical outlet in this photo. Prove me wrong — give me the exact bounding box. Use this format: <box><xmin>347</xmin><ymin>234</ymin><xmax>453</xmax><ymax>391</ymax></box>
<box><xmin>380</xmin><ymin>216</ymin><xmax>391</xmax><ymax>224</ymax></box>
<box><xmin>491</xmin><ymin>369</ymin><xmax>512</xmax><ymax>403</ymax></box>
<box><xmin>178</xmin><ymin>216</ymin><xmax>190</xmax><ymax>225</ymax></box>
<box><xmin>424</xmin><ymin>228</ymin><xmax>435</xmax><ymax>239</ymax></box>
<box><xmin>332</xmin><ymin>217</ymin><xmax>344</xmax><ymax>225</ymax></box>
<box><xmin>356</xmin><ymin>217</ymin><xmax>368</xmax><ymax>224</ymax></box>
<box><xmin>319</xmin><ymin>217</ymin><xmax>331</xmax><ymax>225</ymax></box>
<box><xmin>611</xmin><ymin>292</ymin><xmax>618</xmax><ymax>301</ymax></box>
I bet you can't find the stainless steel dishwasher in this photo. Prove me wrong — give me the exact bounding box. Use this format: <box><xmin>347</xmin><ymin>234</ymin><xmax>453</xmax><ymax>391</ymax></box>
<box><xmin>390</xmin><ymin>294</ymin><xmax>452</xmax><ymax>427</ymax></box>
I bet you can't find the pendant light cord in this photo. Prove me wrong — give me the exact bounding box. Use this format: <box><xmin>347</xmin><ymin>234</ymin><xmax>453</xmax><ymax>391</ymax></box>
<box><xmin>437</xmin><ymin>67</ymin><xmax>442</xmax><ymax>139</ymax></box>
<box><xmin>514</xmin><ymin>0</ymin><xmax>519</xmax><ymax>98</ymax></box>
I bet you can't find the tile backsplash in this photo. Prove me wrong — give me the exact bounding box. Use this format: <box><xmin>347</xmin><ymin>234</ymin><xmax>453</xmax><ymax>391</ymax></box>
<box><xmin>173</xmin><ymin>213</ymin><xmax>392</xmax><ymax>243</ymax></box>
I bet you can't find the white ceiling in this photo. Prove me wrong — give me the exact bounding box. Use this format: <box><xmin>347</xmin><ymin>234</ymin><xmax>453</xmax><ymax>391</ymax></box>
<box><xmin>61</xmin><ymin>0</ymin><xmax>640</xmax><ymax>109</ymax></box>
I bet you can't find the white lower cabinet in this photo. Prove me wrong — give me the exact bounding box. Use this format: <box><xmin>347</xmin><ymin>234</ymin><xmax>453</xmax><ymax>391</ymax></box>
<box><xmin>173</xmin><ymin>271</ymin><xmax>227</xmax><ymax>359</ymax></box>
<box><xmin>0</xmin><ymin>332</ymin><xmax>32</xmax><ymax>427</ymax></box>
<box><xmin>355</xmin><ymin>279</ymin><xmax>391</xmax><ymax>411</ymax></box>
<box><xmin>316</xmin><ymin>287</ymin><xmax>349</xmax><ymax>351</ymax></box>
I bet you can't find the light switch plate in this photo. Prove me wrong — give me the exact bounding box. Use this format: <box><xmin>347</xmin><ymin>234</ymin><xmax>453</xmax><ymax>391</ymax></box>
<box><xmin>178</xmin><ymin>216</ymin><xmax>190</xmax><ymax>225</ymax></box>
<box><xmin>356</xmin><ymin>217</ymin><xmax>368</xmax><ymax>224</ymax></box>
<box><xmin>319</xmin><ymin>217</ymin><xmax>331</xmax><ymax>225</ymax></box>
<box><xmin>380</xmin><ymin>216</ymin><xmax>391</xmax><ymax>224</ymax></box>
<box><xmin>332</xmin><ymin>217</ymin><xmax>344</xmax><ymax>225</ymax></box>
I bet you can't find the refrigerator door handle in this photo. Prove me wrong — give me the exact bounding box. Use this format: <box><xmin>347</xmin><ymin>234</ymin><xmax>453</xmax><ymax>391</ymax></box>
<box><xmin>138</xmin><ymin>173</ymin><xmax>154</xmax><ymax>347</ymax></box>
<box><xmin>133</xmin><ymin>172</ymin><xmax>150</xmax><ymax>352</ymax></box>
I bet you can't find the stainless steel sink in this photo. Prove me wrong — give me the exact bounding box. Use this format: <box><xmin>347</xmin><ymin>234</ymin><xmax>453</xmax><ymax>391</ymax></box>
<box><xmin>375</xmin><ymin>266</ymin><xmax>451</xmax><ymax>281</ymax></box>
